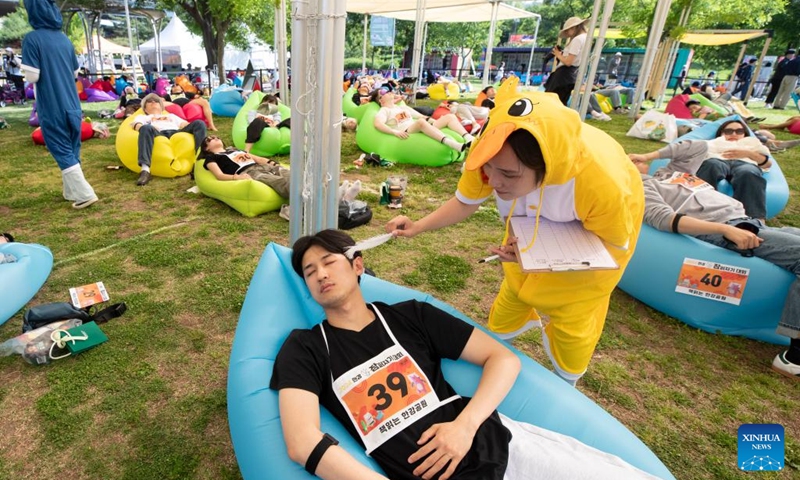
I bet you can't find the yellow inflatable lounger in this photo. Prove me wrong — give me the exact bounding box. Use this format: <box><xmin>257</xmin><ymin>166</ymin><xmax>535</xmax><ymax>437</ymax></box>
<box><xmin>115</xmin><ymin>109</ymin><xmax>197</xmax><ymax>178</ymax></box>
<box><xmin>193</xmin><ymin>160</ymin><xmax>285</xmax><ymax>217</ymax></box>
<box><xmin>427</xmin><ymin>82</ymin><xmax>460</xmax><ymax>101</ymax></box>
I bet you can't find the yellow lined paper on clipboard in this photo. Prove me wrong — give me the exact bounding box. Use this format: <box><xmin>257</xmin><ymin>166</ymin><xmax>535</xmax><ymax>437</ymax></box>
<box><xmin>510</xmin><ymin>217</ymin><xmax>618</xmax><ymax>272</ymax></box>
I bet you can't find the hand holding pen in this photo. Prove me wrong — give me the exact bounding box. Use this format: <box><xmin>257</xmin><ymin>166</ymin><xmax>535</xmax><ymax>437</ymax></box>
<box><xmin>479</xmin><ymin>236</ymin><xmax>518</xmax><ymax>263</ymax></box>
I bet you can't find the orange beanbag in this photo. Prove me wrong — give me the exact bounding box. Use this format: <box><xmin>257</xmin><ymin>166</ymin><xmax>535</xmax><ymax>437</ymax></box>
<box><xmin>31</xmin><ymin>121</ymin><xmax>93</xmax><ymax>145</ymax></box>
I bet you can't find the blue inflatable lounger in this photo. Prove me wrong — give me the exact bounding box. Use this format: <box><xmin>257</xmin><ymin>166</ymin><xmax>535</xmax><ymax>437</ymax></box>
<box><xmin>227</xmin><ymin>243</ymin><xmax>675</xmax><ymax>480</ymax></box>
<box><xmin>621</xmin><ymin>115</ymin><xmax>794</xmax><ymax>345</ymax></box>
<box><xmin>648</xmin><ymin>114</ymin><xmax>789</xmax><ymax>220</ymax></box>
<box><xmin>0</xmin><ymin>242</ymin><xmax>53</xmax><ymax>325</ymax></box>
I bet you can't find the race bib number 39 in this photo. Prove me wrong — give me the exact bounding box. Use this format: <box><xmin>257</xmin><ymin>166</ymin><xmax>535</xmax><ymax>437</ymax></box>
<box><xmin>675</xmin><ymin>258</ymin><xmax>750</xmax><ymax>305</ymax></box>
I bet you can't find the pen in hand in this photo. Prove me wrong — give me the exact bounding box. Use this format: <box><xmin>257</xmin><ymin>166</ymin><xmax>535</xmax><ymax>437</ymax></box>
<box><xmin>478</xmin><ymin>254</ymin><xmax>500</xmax><ymax>264</ymax></box>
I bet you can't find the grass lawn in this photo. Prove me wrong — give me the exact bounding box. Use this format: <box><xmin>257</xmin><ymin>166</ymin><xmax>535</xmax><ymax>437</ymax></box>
<box><xmin>0</xmin><ymin>91</ymin><xmax>799</xmax><ymax>480</ymax></box>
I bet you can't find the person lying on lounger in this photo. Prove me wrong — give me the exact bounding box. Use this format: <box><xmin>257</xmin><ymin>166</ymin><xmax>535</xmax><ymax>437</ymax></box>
<box><xmin>270</xmin><ymin>229</ymin><xmax>659</xmax><ymax>480</ymax></box>
<box><xmin>200</xmin><ymin>135</ymin><xmax>290</xmax><ymax>198</ymax></box>
<box><xmin>371</xmin><ymin>88</ymin><xmax>474</xmax><ymax>153</ymax></box>
<box><xmin>629</xmin><ymin>119</ymin><xmax>771</xmax><ymax>220</ymax></box>
<box><xmin>640</xmin><ymin>172</ymin><xmax>800</xmax><ymax>381</ymax></box>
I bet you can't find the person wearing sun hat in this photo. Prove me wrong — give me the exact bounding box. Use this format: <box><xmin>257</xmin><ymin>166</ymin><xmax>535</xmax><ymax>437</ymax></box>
<box><xmin>386</xmin><ymin>77</ymin><xmax>644</xmax><ymax>386</ymax></box>
<box><xmin>544</xmin><ymin>16</ymin><xmax>589</xmax><ymax>105</ymax></box>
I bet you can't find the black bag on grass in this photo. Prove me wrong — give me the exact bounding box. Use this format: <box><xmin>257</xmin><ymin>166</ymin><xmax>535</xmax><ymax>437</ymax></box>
<box><xmin>23</xmin><ymin>302</ymin><xmax>127</xmax><ymax>333</ymax></box>
<box><xmin>338</xmin><ymin>200</ymin><xmax>372</xmax><ymax>230</ymax></box>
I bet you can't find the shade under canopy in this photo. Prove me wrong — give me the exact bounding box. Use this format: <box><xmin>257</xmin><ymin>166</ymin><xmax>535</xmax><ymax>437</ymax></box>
<box><xmin>378</xmin><ymin>2</ymin><xmax>537</xmax><ymax>22</ymax></box>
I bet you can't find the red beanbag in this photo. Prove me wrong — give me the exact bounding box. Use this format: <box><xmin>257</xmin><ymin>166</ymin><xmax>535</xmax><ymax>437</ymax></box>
<box><xmin>32</xmin><ymin>121</ymin><xmax>93</xmax><ymax>145</ymax></box>
<box><xmin>165</xmin><ymin>102</ymin><xmax>208</xmax><ymax>126</ymax></box>
<box><xmin>789</xmin><ymin>120</ymin><xmax>800</xmax><ymax>136</ymax></box>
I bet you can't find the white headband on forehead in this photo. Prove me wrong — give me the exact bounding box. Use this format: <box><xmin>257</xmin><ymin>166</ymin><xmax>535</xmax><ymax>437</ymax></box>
<box><xmin>343</xmin><ymin>233</ymin><xmax>394</xmax><ymax>259</ymax></box>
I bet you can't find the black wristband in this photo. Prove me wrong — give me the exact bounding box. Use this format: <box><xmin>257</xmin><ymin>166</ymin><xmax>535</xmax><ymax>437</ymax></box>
<box><xmin>671</xmin><ymin>213</ymin><xmax>685</xmax><ymax>233</ymax></box>
<box><xmin>305</xmin><ymin>433</ymin><xmax>339</xmax><ymax>476</ymax></box>
<box><xmin>758</xmin><ymin>156</ymin><xmax>769</xmax><ymax>166</ymax></box>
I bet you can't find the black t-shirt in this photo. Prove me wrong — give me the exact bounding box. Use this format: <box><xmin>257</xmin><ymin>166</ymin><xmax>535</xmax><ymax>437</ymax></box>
<box><xmin>270</xmin><ymin>300</ymin><xmax>511</xmax><ymax>480</ymax></box>
<box><xmin>203</xmin><ymin>150</ymin><xmax>250</xmax><ymax>175</ymax></box>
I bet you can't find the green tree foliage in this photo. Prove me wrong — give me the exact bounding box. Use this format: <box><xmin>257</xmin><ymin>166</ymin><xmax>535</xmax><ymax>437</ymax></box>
<box><xmin>769</xmin><ymin>0</ymin><xmax>800</xmax><ymax>51</ymax></box>
<box><xmin>0</xmin><ymin>7</ymin><xmax>32</xmax><ymax>45</ymax></box>
<box><xmin>426</xmin><ymin>22</ymin><xmax>491</xmax><ymax>79</ymax></box>
<box><xmin>158</xmin><ymin>0</ymin><xmax>275</xmax><ymax>74</ymax></box>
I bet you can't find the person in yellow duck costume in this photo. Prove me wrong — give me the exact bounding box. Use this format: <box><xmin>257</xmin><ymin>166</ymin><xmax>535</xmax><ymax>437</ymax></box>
<box><xmin>386</xmin><ymin>77</ymin><xmax>644</xmax><ymax>385</ymax></box>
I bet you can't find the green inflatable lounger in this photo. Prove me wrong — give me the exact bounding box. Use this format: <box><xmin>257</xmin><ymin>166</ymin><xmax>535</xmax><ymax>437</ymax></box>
<box><xmin>194</xmin><ymin>160</ymin><xmax>285</xmax><ymax>217</ymax></box>
<box><xmin>232</xmin><ymin>91</ymin><xmax>292</xmax><ymax>157</ymax></box>
<box><xmin>342</xmin><ymin>88</ymin><xmax>371</xmax><ymax>123</ymax></box>
<box><xmin>355</xmin><ymin>102</ymin><xmax>465</xmax><ymax>167</ymax></box>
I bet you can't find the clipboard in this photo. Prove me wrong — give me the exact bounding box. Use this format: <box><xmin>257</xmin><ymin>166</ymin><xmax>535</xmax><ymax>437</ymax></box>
<box><xmin>510</xmin><ymin>217</ymin><xmax>619</xmax><ymax>273</ymax></box>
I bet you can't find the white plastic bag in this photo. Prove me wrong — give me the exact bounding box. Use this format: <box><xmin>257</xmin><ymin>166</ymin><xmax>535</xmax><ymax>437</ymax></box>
<box><xmin>627</xmin><ymin>110</ymin><xmax>678</xmax><ymax>143</ymax></box>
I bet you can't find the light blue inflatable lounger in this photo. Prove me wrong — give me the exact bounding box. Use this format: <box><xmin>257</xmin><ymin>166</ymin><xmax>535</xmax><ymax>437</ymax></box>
<box><xmin>227</xmin><ymin>243</ymin><xmax>675</xmax><ymax>480</ymax></box>
<box><xmin>620</xmin><ymin>115</ymin><xmax>794</xmax><ymax>345</ymax></box>
<box><xmin>649</xmin><ymin>114</ymin><xmax>789</xmax><ymax>219</ymax></box>
<box><xmin>0</xmin><ymin>243</ymin><xmax>53</xmax><ymax>325</ymax></box>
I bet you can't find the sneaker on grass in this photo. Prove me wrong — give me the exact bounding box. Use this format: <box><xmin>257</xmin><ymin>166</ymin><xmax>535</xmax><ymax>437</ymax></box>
<box><xmin>771</xmin><ymin>351</ymin><xmax>800</xmax><ymax>381</ymax></box>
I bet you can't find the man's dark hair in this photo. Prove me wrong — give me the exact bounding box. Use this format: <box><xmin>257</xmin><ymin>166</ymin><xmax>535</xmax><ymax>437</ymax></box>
<box><xmin>685</xmin><ymin>99</ymin><xmax>701</xmax><ymax>107</ymax></box>
<box><xmin>481</xmin><ymin>86</ymin><xmax>495</xmax><ymax>95</ymax></box>
<box><xmin>715</xmin><ymin>119</ymin><xmax>751</xmax><ymax>138</ymax></box>
<box><xmin>507</xmin><ymin>129</ymin><xmax>546</xmax><ymax>181</ymax></box>
<box><xmin>291</xmin><ymin>229</ymin><xmax>360</xmax><ymax>278</ymax></box>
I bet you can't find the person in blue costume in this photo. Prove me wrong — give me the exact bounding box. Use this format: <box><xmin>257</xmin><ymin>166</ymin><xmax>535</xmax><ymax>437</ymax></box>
<box><xmin>21</xmin><ymin>0</ymin><xmax>98</xmax><ymax>210</ymax></box>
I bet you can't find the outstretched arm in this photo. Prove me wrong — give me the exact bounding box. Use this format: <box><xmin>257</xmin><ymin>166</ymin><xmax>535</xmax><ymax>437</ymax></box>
<box><xmin>409</xmin><ymin>329</ymin><xmax>520</xmax><ymax>480</ymax></box>
<box><xmin>673</xmin><ymin>214</ymin><xmax>763</xmax><ymax>250</ymax></box>
<box><xmin>386</xmin><ymin>197</ymin><xmax>480</xmax><ymax>238</ymax></box>
<box><xmin>279</xmin><ymin>388</ymin><xmax>390</xmax><ymax>480</ymax></box>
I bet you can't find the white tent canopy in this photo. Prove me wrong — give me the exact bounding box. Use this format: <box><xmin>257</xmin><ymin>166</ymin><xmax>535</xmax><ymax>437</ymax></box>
<box><xmin>378</xmin><ymin>3</ymin><xmax>537</xmax><ymax>22</ymax></box>
<box><xmin>81</xmin><ymin>36</ymin><xmax>130</xmax><ymax>55</ymax></box>
<box><xmin>139</xmin><ymin>15</ymin><xmax>278</xmax><ymax>71</ymax></box>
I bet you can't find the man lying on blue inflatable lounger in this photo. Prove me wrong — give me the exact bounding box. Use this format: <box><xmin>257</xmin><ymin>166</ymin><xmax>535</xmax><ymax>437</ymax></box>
<box><xmin>639</xmin><ymin>170</ymin><xmax>800</xmax><ymax>381</ymax></box>
<box><xmin>269</xmin><ymin>229</ymin><xmax>658</xmax><ymax>480</ymax></box>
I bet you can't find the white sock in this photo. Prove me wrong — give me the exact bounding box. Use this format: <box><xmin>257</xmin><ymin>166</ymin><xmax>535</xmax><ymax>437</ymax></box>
<box><xmin>62</xmin><ymin>164</ymin><xmax>97</xmax><ymax>203</ymax></box>
<box><xmin>338</xmin><ymin>180</ymin><xmax>351</xmax><ymax>202</ymax></box>
<box><xmin>442</xmin><ymin>136</ymin><xmax>462</xmax><ymax>151</ymax></box>
<box><xmin>140</xmin><ymin>165</ymin><xmax>150</xmax><ymax>173</ymax></box>
<box><xmin>344</xmin><ymin>180</ymin><xmax>361</xmax><ymax>202</ymax></box>
<box><xmin>463</xmin><ymin>133</ymin><xmax>475</xmax><ymax>143</ymax></box>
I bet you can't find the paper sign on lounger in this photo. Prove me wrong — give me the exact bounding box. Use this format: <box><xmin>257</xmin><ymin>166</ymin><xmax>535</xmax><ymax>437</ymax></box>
<box><xmin>675</xmin><ymin>258</ymin><xmax>750</xmax><ymax>305</ymax></box>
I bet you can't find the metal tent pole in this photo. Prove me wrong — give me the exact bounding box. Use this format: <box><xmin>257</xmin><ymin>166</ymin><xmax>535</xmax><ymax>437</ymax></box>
<box><xmin>288</xmin><ymin>0</ymin><xmax>346</xmax><ymax>242</ymax></box>
<box><xmin>276</xmin><ymin>0</ymin><xmax>289</xmax><ymax>103</ymax></box>
<box><xmin>524</xmin><ymin>15</ymin><xmax>541</xmax><ymax>87</ymax></box>
<box><xmin>745</xmin><ymin>34</ymin><xmax>772</xmax><ymax>103</ymax></box>
<box><xmin>577</xmin><ymin>0</ymin><xmax>615</xmax><ymax>120</ymax></box>
<box><xmin>569</xmin><ymin>0</ymin><xmax>602</xmax><ymax>115</ymax></box>
<box><xmin>123</xmin><ymin>0</ymin><xmax>138</xmax><ymax>82</ymax></box>
<box><xmin>481</xmin><ymin>0</ymin><xmax>500</xmax><ymax>87</ymax></box>
<box><xmin>629</xmin><ymin>0</ymin><xmax>672</xmax><ymax>118</ymax></box>
<box><xmin>362</xmin><ymin>14</ymin><xmax>368</xmax><ymax>74</ymax></box>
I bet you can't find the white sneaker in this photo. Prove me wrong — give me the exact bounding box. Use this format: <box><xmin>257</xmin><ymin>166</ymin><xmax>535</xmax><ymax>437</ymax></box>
<box><xmin>772</xmin><ymin>351</ymin><xmax>800</xmax><ymax>381</ymax></box>
<box><xmin>600</xmin><ymin>113</ymin><xmax>612</xmax><ymax>121</ymax></box>
<box><xmin>590</xmin><ymin>110</ymin><xmax>604</xmax><ymax>120</ymax></box>
<box><xmin>279</xmin><ymin>204</ymin><xmax>290</xmax><ymax>221</ymax></box>
<box><xmin>72</xmin><ymin>196</ymin><xmax>98</xmax><ymax>210</ymax></box>
<box><xmin>765</xmin><ymin>103</ymin><xmax>773</xmax><ymax>109</ymax></box>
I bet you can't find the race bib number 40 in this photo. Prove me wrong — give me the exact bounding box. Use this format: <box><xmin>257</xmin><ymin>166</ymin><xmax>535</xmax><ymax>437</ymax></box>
<box><xmin>675</xmin><ymin>258</ymin><xmax>750</xmax><ymax>305</ymax></box>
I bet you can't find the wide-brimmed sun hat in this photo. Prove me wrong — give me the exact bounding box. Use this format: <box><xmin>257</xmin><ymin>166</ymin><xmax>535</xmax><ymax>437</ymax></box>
<box><xmin>559</xmin><ymin>17</ymin><xmax>588</xmax><ymax>35</ymax></box>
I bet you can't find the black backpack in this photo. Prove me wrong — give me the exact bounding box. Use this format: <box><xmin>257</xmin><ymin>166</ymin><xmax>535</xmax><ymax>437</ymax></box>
<box><xmin>338</xmin><ymin>201</ymin><xmax>372</xmax><ymax>230</ymax></box>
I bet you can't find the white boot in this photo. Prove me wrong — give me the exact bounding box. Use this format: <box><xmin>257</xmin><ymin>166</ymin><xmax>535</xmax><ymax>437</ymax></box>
<box><xmin>62</xmin><ymin>164</ymin><xmax>98</xmax><ymax>209</ymax></box>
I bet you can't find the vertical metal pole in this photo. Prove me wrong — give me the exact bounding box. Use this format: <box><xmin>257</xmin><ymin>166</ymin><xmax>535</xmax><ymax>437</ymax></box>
<box><xmin>575</xmin><ymin>0</ymin><xmax>614</xmax><ymax>119</ymax></box>
<box><xmin>481</xmin><ymin>0</ymin><xmax>500</xmax><ymax>87</ymax></box>
<box><xmin>629</xmin><ymin>0</ymin><xmax>672</xmax><ymax>118</ymax></box>
<box><xmin>276</xmin><ymin>0</ymin><xmax>289</xmax><ymax>104</ymax></box>
<box><xmin>362</xmin><ymin>14</ymin><xmax>368</xmax><ymax>74</ymax></box>
<box><xmin>411</xmin><ymin>0</ymin><xmax>426</xmax><ymax>82</ymax></box>
<box><xmin>745</xmin><ymin>35</ymin><xmax>771</xmax><ymax>103</ymax></box>
<box><xmin>569</xmin><ymin>0</ymin><xmax>602</xmax><ymax>114</ymax></box>
<box><xmin>728</xmin><ymin>43</ymin><xmax>748</xmax><ymax>92</ymax></box>
<box><xmin>289</xmin><ymin>0</ymin><xmax>346</xmax><ymax>242</ymax></box>
<box><xmin>289</xmin><ymin>0</ymin><xmax>308</xmax><ymax>243</ymax></box>
<box><xmin>524</xmin><ymin>15</ymin><xmax>541</xmax><ymax>87</ymax></box>
<box><xmin>123</xmin><ymin>0</ymin><xmax>138</xmax><ymax>82</ymax></box>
